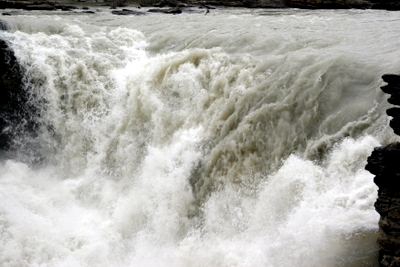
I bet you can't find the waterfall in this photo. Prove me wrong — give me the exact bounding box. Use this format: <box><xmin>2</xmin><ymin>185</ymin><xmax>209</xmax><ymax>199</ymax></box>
<box><xmin>0</xmin><ymin>8</ymin><xmax>399</xmax><ymax>266</ymax></box>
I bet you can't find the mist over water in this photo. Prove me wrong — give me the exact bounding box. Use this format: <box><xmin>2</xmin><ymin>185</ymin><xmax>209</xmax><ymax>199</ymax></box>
<box><xmin>1</xmin><ymin>8</ymin><xmax>400</xmax><ymax>266</ymax></box>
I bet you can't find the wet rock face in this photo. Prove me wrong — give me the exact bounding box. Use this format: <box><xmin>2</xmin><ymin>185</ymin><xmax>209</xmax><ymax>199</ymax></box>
<box><xmin>366</xmin><ymin>74</ymin><xmax>400</xmax><ymax>267</ymax></box>
<box><xmin>0</xmin><ymin>38</ymin><xmax>41</xmax><ymax>154</ymax></box>
<box><xmin>366</xmin><ymin>144</ymin><xmax>400</xmax><ymax>176</ymax></box>
<box><xmin>383</xmin><ymin>75</ymin><xmax>400</xmax><ymax>136</ymax></box>
<box><xmin>0</xmin><ymin>38</ymin><xmax>24</xmax><ymax>150</ymax></box>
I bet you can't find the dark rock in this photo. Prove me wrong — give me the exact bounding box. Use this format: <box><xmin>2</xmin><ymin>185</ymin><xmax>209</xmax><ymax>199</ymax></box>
<box><xmin>380</xmin><ymin>73</ymin><xmax>400</xmax><ymax>135</ymax></box>
<box><xmin>387</xmin><ymin>108</ymin><xmax>400</xmax><ymax>118</ymax></box>
<box><xmin>375</xmin><ymin>195</ymin><xmax>400</xmax><ymax>220</ymax></box>
<box><xmin>366</xmin><ymin>74</ymin><xmax>400</xmax><ymax>266</ymax></box>
<box><xmin>60</xmin><ymin>6</ymin><xmax>72</xmax><ymax>11</ymax></box>
<box><xmin>147</xmin><ymin>7</ymin><xmax>182</xmax><ymax>13</ymax></box>
<box><xmin>0</xmin><ymin>1</ymin><xmax>80</xmax><ymax>11</ymax></box>
<box><xmin>388</xmin><ymin>95</ymin><xmax>400</xmax><ymax>106</ymax></box>
<box><xmin>366</xmin><ymin>144</ymin><xmax>400</xmax><ymax>176</ymax></box>
<box><xmin>371</xmin><ymin>1</ymin><xmax>400</xmax><ymax>11</ymax></box>
<box><xmin>2</xmin><ymin>12</ymin><xmax>11</xmax><ymax>15</ymax></box>
<box><xmin>111</xmin><ymin>9</ymin><xmax>146</xmax><ymax>15</ymax></box>
<box><xmin>380</xmin><ymin>218</ymin><xmax>400</xmax><ymax>238</ymax></box>
<box><xmin>154</xmin><ymin>0</ymin><xmax>178</xmax><ymax>7</ymax></box>
<box><xmin>0</xmin><ymin>39</ymin><xmax>25</xmax><ymax>150</ymax></box>
<box><xmin>380</xmin><ymin>254</ymin><xmax>400</xmax><ymax>267</ymax></box>
<box><xmin>1</xmin><ymin>0</ymin><xmax>399</xmax><ymax>11</ymax></box>
<box><xmin>23</xmin><ymin>4</ymin><xmax>56</xmax><ymax>10</ymax></box>
<box><xmin>83</xmin><ymin>10</ymin><xmax>95</xmax><ymax>13</ymax></box>
<box><xmin>55</xmin><ymin>4</ymin><xmax>79</xmax><ymax>11</ymax></box>
<box><xmin>288</xmin><ymin>0</ymin><xmax>350</xmax><ymax>9</ymax></box>
<box><xmin>383</xmin><ymin>74</ymin><xmax>400</xmax><ymax>85</ymax></box>
<box><xmin>198</xmin><ymin>4</ymin><xmax>216</xmax><ymax>9</ymax></box>
<box><xmin>374</xmin><ymin>176</ymin><xmax>400</xmax><ymax>192</ymax></box>
<box><xmin>0</xmin><ymin>38</ymin><xmax>47</xmax><ymax>164</ymax></box>
<box><xmin>375</xmin><ymin>195</ymin><xmax>392</xmax><ymax>217</ymax></box>
<box><xmin>390</xmin><ymin>118</ymin><xmax>400</xmax><ymax>136</ymax></box>
<box><xmin>382</xmin><ymin>84</ymin><xmax>400</xmax><ymax>94</ymax></box>
<box><xmin>165</xmin><ymin>7</ymin><xmax>181</xmax><ymax>13</ymax></box>
<box><xmin>0</xmin><ymin>1</ymin><xmax>13</xmax><ymax>9</ymax></box>
<box><xmin>182</xmin><ymin>0</ymin><xmax>400</xmax><ymax>9</ymax></box>
<box><xmin>110</xmin><ymin>0</ymin><xmax>127</xmax><ymax>9</ymax></box>
<box><xmin>377</xmin><ymin>230</ymin><xmax>400</xmax><ymax>255</ymax></box>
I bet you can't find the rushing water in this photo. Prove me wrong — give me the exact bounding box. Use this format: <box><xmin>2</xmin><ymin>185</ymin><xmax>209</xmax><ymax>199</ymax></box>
<box><xmin>0</xmin><ymin>7</ymin><xmax>400</xmax><ymax>266</ymax></box>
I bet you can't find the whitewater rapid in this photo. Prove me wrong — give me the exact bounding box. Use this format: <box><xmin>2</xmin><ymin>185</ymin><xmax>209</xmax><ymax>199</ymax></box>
<box><xmin>0</xmin><ymin>7</ymin><xmax>400</xmax><ymax>266</ymax></box>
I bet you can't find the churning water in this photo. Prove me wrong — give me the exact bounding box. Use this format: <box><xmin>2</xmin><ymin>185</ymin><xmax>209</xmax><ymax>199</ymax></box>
<box><xmin>0</xmin><ymin>7</ymin><xmax>400</xmax><ymax>266</ymax></box>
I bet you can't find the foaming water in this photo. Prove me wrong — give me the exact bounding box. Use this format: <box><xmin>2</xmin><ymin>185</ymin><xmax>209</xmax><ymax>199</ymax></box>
<box><xmin>0</xmin><ymin>8</ymin><xmax>400</xmax><ymax>267</ymax></box>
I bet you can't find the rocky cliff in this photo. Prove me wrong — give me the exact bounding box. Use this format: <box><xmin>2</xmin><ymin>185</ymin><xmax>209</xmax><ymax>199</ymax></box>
<box><xmin>366</xmin><ymin>74</ymin><xmax>400</xmax><ymax>267</ymax></box>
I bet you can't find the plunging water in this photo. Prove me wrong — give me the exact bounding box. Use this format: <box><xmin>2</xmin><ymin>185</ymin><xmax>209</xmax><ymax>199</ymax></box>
<box><xmin>0</xmin><ymin>7</ymin><xmax>400</xmax><ymax>266</ymax></box>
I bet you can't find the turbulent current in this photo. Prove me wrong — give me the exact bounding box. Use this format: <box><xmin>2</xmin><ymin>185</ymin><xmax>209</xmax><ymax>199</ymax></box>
<box><xmin>0</xmin><ymin>7</ymin><xmax>400</xmax><ymax>266</ymax></box>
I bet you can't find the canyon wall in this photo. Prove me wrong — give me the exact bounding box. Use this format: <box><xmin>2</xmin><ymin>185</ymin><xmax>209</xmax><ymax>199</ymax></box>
<box><xmin>366</xmin><ymin>74</ymin><xmax>400</xmax><ymax>267</ymax></box>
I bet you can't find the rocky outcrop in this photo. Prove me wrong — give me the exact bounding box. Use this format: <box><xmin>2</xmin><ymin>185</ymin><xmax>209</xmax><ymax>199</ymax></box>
<box><xmin>366</xmin><ymin>74</ymin><xmax>400</xmax><ymax>267</ymax></box>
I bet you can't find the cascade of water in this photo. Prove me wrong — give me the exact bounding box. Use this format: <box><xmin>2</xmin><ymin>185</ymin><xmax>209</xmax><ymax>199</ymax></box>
<box><xmin>0</xmin><ymin>8</ymin><xmax>399</xmax><ymax>267</ymax></box>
